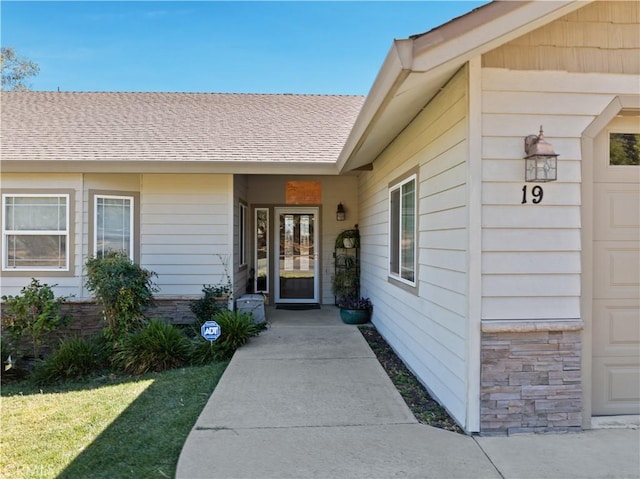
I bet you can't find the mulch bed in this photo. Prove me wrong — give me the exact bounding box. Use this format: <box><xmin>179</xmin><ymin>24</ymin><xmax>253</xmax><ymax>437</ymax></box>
<box><xmin>359</xmin><ymin>325</ymin><xmax>463</xmax><ymax>434</ymax></box>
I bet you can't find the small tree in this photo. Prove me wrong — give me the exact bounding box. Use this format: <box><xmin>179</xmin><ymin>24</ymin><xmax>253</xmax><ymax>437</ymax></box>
<box><xmin>1</xmin><ymin>278</ymin><xmax>71</xmax><ymax>358</ymax></box>
<box><xmin>1</xmin><ymin>47</ymin><xmax>40</xmax><ymax>91</ymax></box>
<box><xmin>85</xmin><ymin>252</ymin><xmax>159</xmax><ymax>344</ymax></box>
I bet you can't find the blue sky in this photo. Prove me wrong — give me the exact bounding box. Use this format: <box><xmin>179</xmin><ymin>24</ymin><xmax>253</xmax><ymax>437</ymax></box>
<box><xmin>2</xmin><ymin>1</ymin><xmax>487</xmax><ymax>94</ymax></box>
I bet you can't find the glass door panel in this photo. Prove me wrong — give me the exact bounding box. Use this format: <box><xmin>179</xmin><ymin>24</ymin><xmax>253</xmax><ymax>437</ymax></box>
<box><xmin>275</xmin><ymin>208</ymin><xmax>318</xmax><ymax>303</ymax></box>
<box><xmin>254</xmin><ymin>208</ymin><xmax>269</xmax><ymax>293</ymax></box>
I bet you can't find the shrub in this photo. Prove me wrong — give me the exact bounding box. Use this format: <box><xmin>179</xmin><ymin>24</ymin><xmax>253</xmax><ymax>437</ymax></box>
<box><xmin>32</xmin><ymin>335</ymin><xmax>109</xmax><ymax>384</ymax></box>
<box><xmin>204</xmin><ymin>310</ymin><xmax>266</xmax><ymax>360</ymax></box>
<box><xmin>85</xmin><ymin>251</ymin><xmax>159</xmax><ymax>344</ymax></box>
<box><xmin>1</xmin><ymin>336</ymin><xmax>10</xmax><ymax>367</ymax></box>
<box><xmin>1</xmin><ymin>278</ymin><xmax>71</xmax><ymax>358</ymax></box>
<box><xmin>189</xmin><ymin>283</ymin><xmax>230</xmax><ymax>325</ymax></box>
<box><xmin>190</xmin><ymin>339</ymin><xmax>227</xmax><ymax>365</ymax></box>
<box><xmin>113</xmin><ymin>319</ymin><xmax>191</xmax><ymax>375</ymax></box>
<box><xmin>0</xmin><ymin>336</ymin><xmax>25</xmax><ymax>381</ymax></box>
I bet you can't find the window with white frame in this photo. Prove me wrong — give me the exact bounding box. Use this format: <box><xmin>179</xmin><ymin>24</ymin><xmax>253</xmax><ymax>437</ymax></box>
<box><xmin>389</xmin><ymin>175</ymin><xmax>416</xmax><ymax>285</ymax></box>
<box><xmin>239</xmin><ymin>202</ymin><xmax>247</xmax><ymax>267</ymax></box>
<box><xmin>94</xmin><ymin>195</ymin><xmax>134</xmax><ymax>260</ymax></box>
<box><xmin>2</xmin><ymin>194</ymin><xmax>70</xmax><ymax>270</ymax></box>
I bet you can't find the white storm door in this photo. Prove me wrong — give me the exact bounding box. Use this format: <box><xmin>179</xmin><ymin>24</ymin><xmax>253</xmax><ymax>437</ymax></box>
<box><xmin>274</xmin><ymin>207</ymin><xmax>319</xmax><ymax>303</ymax></box>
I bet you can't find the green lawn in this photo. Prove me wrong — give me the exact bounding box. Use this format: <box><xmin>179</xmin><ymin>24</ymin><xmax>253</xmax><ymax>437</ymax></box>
<box><xmin>0</xmin><ymin>361</ymin><xmax>228</xmax><ymax>479</ymax></box>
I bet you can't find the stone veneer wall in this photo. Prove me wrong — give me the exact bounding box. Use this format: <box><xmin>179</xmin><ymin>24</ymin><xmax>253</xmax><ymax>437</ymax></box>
<box><xmin>1</xmin><ymin>299</ymin><xmax>198</xmax><ymax>354</ymax></box>
<box><xmin>480</xmin><ymin>320</ymin><xmax>584</xmax><ymax>435</ymax></box>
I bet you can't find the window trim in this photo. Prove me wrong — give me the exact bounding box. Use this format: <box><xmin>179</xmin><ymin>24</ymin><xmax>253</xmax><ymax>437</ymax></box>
<box><xmin>89</xmin><ymin>190</ymin><xmax>140</xmax><ymax>264</ymax></box>
<box><xmin>93</xmin><ymin>194</ymin><xmax>135</xmax><ymax>261</ymax></box>
<box><xmin>239</xmin><ymin>201</ymin><xmax>248</xmax><ymax>268</ymax></box>
<box><xmin>254</xmin><ymin>207</ymin><xmax>269</xmax><ymax>293</ymax></box>
<box><xmin>2</xmin><ymin>190</ymin><xmax>74</xmax><ymax>275</ymax></box>
<box><xmin>388</xmin><ymin>172</ymin><xmax>418</xmax><ymax>288</ymax></box>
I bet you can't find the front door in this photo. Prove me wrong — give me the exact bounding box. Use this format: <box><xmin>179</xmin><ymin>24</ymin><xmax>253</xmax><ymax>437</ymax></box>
<box><xmin>592</xmin><ymin>115</ymin><xmax>640</xmax><ymax>415</ymax></box>
<box><xmin>274</xmin><ymin>207</ymin><xmax>319</xmax><ymax>303</ymax></box>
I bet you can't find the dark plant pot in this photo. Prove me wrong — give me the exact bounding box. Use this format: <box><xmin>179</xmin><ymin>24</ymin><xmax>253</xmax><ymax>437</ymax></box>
<box><xmin>339</xmin><ymin>308</ymin><xmax>371</xmax><ymax>325</ymax></box>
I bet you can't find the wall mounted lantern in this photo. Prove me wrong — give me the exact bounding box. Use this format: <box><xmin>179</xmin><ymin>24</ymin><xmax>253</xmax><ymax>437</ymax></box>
<box><xmin>524</xmin><ymin>126</ymin><xmax>558</xmax><ymax>182</ymax></box>
<box><xmin>336</xmin><ymin>202</ymin><xmax>346</xmax><ymax>221</ymax></box>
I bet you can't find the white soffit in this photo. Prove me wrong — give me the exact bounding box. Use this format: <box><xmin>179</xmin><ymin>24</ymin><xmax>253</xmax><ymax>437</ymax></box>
<box><xmin>338</xmin><ymin>0</ymin><xmax>592</xmax><ymax>172</ymax></box>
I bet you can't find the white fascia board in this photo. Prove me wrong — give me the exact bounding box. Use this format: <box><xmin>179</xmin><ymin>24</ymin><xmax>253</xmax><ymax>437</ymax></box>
<box><xmin>336</xmin><ymin>39</ymin><xmax>413</xmax><ymax>172</ymax></box>
<box><xmin>411</xmin><ymin>1</ymin><xmax>591</xmax><ymax>72</ymax></box>
<box><xmin>0</xmin><ymin>160</ymin><xmax>342</xmax><ymax>176</ymax></box>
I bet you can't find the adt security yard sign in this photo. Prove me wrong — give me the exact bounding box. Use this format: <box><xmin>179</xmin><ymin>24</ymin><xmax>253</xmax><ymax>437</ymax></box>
<box><xmin>201</xmin><ymin>321</ymin><xmax>221</xmax><ymax>342</ymax></box>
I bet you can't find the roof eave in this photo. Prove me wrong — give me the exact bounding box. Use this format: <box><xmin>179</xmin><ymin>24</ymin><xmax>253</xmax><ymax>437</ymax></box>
<box><xmin>335</xmin><ymin>39</ymin><xmax>414</xmax><ymax>173</ymax></box>
<box><xmin>337</xmin><ymin>0</ymin><xmax>592</xmax><ymax>173</ymax></box>
<box><xmin>0</xmin><ymin>160</ymin><xmax>342</xmax><ymax>176</ymax></box>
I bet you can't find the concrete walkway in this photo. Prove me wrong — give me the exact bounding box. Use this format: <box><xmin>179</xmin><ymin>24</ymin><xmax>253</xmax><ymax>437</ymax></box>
<box><xmin>176</xmin><ymin>307</ymin><xmax>640</xmax><ymax>479</ymax></box>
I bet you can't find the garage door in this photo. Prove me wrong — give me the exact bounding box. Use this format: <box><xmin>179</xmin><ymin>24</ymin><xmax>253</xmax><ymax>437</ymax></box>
<box><xmin>592</xmin><ymin>114</ymin><xmax>640</xmax><ymax>416</ymax></box>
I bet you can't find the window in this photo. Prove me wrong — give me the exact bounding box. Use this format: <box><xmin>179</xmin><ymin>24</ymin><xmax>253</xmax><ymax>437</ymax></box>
<box><xmin>239</xmin><ymin>202</ymin><xmax>247</xmax><ymax>267</ymax></box>
<box><xmin>610</xmin><ymin>133</ymin><xmax>640</xmax><ymax>166</ymax></box>
<box><xmin>2</xmin><ymin>194</ymin><xmax>69</xmax><ymax>271</ymax></box>
<box><xmin>94</xmin><ymin>195</ymin><xmax>134</xmax><ymax>260</ymax></box>
<box><xmin>255</xmin><ymin>208</ymin><xmax>269</xmax><ymax>292</ymax></box>
<box><xmin>389</xmin><ymin>175</ymin><xmax>416</xmax><ymax>285</ymax></box>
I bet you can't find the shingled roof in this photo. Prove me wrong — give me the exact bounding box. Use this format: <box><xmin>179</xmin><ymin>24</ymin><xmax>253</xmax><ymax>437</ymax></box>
<box><xmin>1</xmin><ymin>91</ymin><xmax>365</xmax><ymax>174</ymax></box>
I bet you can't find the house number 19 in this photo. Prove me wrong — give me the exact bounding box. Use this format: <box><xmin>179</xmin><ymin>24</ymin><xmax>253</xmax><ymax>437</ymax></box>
<box><xmin>521</xmin><ymin>185</ymin><xmax>544</xmax><ymax>204</ymax></box>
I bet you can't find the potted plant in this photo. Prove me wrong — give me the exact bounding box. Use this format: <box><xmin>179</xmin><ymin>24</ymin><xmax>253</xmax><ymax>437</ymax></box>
<box><xmin>331</xmin><ymin>268</ymin><xmax>359</xmax><ymax>303</ymax></box>
<box><xmin>337</xmin><ymin>297</ymin><xmax>372</xmax><ymax>324</ymax></box>
<box><xmin>335</xmin><ymin>226</ymin><xmax>359</xmax><ymax>249</ymax></box>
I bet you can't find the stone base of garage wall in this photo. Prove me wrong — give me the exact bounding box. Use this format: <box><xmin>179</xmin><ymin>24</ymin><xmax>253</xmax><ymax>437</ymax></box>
<box><xmin>480</xmin><ymin>320</ymin><xmax>584</xmax><ymax>436</ymax></box>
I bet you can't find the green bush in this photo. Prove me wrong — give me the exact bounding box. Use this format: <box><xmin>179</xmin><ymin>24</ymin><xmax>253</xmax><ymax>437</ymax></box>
<box><xmin>189</xmin><ymin>283</ymin><xmax>231</xmax><ymax>324</ymax></box>
<box><xmin>1</xmin><ymin>278</ymin><xmax>71</xmax><ymax>358</ymax></box>
<box><xmin>200</xmin><ymin>310</ymin><xmax>266</xmax><ymax>360</ymax></box>
<box><xmin>85</xmin><ymin>252</ymin><xmax>159</xmax><ymax>344</ymax></box>
<box><xmin>1</xmin><ymin>335</ymin><xmax>29</xmax><ymax>383</ymax></box>
<box><xmin>190</xmin><ymin>339</ymin><xmax>227</xmax><ymax>365</ymax></box>
<box><xmin>32</xmin><ymin>335</ymin><xmax>110</xmax><ymax>384</ymax></box>
<box><xmin>1</xmin><ymin>336</ymin><xmax>10</xmax><ymax>366</ymax></box>
<box><xmin>114</xmin><ymin>319</ymin><xmax>191</xmax><ymax>375</ymax></box>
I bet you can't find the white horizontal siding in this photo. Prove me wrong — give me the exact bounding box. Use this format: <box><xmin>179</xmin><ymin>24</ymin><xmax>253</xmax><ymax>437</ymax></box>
<box><xmin>0</xmin><ymin>173</ymin><xmax>84</xmax><ymax>299</ymax></box>
<box><xmin>481</xmin><ymin>67</ymin><xmax>640</xmax><ymax>320</ymax></box>
<box><xmin>358</xmin><ymin>66</ymin><xmax>470</xmax><ymax>427</ymax></box>
<box><xmin>483</xmin><ymin>274</ymin><xmax>581</xmax><ymax>297</ymax></box>
<box><xmin>483</xmin><ymin>297</ymin><xmax>581</xmax><ymax>320</ymax></box>
<box><xmin>483</xmin><ymin>113</ymin><xmax>597</xmax><ymax>138</ymax></box>
<box><xmin>482</xmin><ymin>69</ymin><xmax>639</xmax><ymax>94</ymax></box>
<box><xmin>483</xmin><ymin>228</ymin><xmax>582</xmax><ymax>252</ymax></box>
<box><xmin>141</xmin><ymin>174</ymin><xmax>231</xmax><ymax>297</ymax></box>
<box><xmin>233</xmin><ymin>174</ymin><xmax>248</xmax><ymax>299</ymax></box>
<box><xmin>483</xmin><ymin>251</ymin><xmax>581</xmax><ymax>274</ymax></box>
<box><xmin>419</xmin><ymin>229</ymin><xmax>467</xmax><ymax>250</ymax></box>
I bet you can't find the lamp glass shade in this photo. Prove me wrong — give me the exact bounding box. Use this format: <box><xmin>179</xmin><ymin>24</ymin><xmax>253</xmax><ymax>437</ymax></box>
<box><xmin>525</xmin><ymin>154</ymin><xmax>557</xmax><ymax>182</ymax></box>
<box><xmin>336</xmin><ymin>203</ymin><xmax>346</xmax><ymax>221</ymax></box>
<box><xmin>524</xmin><ymin>127</ymin><xmax>558</xmax><ymax>182</ymax></box>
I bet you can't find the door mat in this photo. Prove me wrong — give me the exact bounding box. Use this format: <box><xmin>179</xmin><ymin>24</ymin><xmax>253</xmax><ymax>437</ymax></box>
<box><xmin>275</xmin><ymin>303</ymin><xmax>321</xmax><ymax>310</ymax></box>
